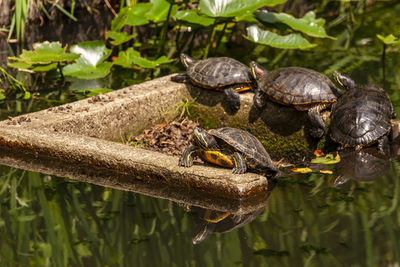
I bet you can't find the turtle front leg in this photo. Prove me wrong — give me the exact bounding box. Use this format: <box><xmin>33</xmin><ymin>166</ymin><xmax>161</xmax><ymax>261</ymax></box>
<box><xmin>253</xmin><ymin>90</ymin><xmax>266</xmax><ymax>110</ymax></box>
<box><xmin>308</xmin><ymin>106</ymin><xmax>325</xmax><ymax>138</ymax></box>
<box><xmin>377</xmin><ymin>135</ymin><xmax>388</xmax><ymax>154</ymax></box>
<box><xmin>223</xmin><ymin>87</ymin><xmax>241</xmax><ymax>111</ymax></box>
<box><xmin>171</xmin><ymin>73</ymin><xmax>190</xmax><ymax>83</ymax></box>
<box><xmin>232</xmin><ymin>152</ymin><xmax>247</xmax><ymax>174</ymax></box>
<box><xmin>178</xmin><ymin>146</ymin><xmax>200</xmax><ymax>167</ymax></box>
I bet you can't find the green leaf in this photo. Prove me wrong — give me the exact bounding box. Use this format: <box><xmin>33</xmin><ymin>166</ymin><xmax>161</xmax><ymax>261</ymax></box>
<box><xmin>0</xmin><ymin>89</ymin><xmax>5</xmax><ymax>100</ymax></box>
<box><xmin>377</xmin><ymin>34</ymin><xmax>400</xmax><ymax>46</ymax></box>
<box><xmin>107</xmin><ymin>31</ymin><xmax>134</xmax><ymax>46</ymax></box>
<box><xmin>199</xmin><ymin>0</ymin><xmax>287</xmax><ymax>18</ymax></box>
<box><xmin>70</xmin><ymin>41</ymin><xmax>111</xmax><ymax>66</ymax></box>
<box><xmin>145</xmin><ymin>0</ymin><xmax>177</xmax><ymax>23</ymax></box>
<box><xmin>63</xmin><ymin>62</ymin><xmax>113</xmax><ymax>79</ymax></box>
<box><xmin>256</xmin><ymin>11</ymin><xmax>333</xmax><ymax>39</ymax></box>
<box><xmin>246</xmin><ymin>25</ymin><xmax>316</xmax><ymax>49</ymax></box>
<box><xmin>174</xmin><ymin>10</ymin><xmax>215</xmax><ymax>26</ymax></box>
<box><xmin>63</xmin><ymin>41</ymin><xmax>112</xmax><ymax>79</ymax></box>
<box><xmin>311</xmin><ymin>153</ymin><xmax>341</xmax><ymax>164</ymax></box>
<box><xmin>126</xmin><ymin>3</ymin><xmax>153</xmax><ymax>26</ymax></box>
<box><xmin>113</xmin><ymin>47</ymin><xmax>174</xmax><ymax>68</ymax></box>
<box><xmin>111</xmin><ymin>7</ymin><xmax>130</xmax><ymax>31</ymax></box>
<box><xmin>8</xmin><ymin>41</ymin><xmax>79</xmax><ymax>65</ymax></box>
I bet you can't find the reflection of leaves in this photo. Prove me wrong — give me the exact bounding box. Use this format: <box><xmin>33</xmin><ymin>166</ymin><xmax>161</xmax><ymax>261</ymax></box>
<box><xmin>113</xmin><ymin>48</ymin><xmax>174</xmax><ymax>68</ymax></box>
<box><xmin>256</xmin><ymin>11</ymin><xmax>333</xmax><ymax>39</ymax></box>
<box><xmin>311</xmin><ymin>153</ymin><xmax>340</xmax><ymax>164</ymax></box>
<box><xmin>254</xmin><ymin>248</ymin><xmax>290</xmax><ymax>257</ymax></box>
<box><xmin>130</xmin><ymin>237</ymin><xmax>149</xmax><ymax>244</ymax></box>
<box><xmin>300</xmin><ymin>243</ymin><xmax>329</xmax><ymax>255</ymax></box>
<box><xmin>75</xmin><ymin>88</ymin><xmax>113</xmax><ymax>96</ymax></box>
<box><xmin>63</xmin><ymin>41</ymin><xmax>112</xmax><ymax>79</ymax></box>
<box><xmin>246</xmin><ymin>25</ymin><xmax>316</xmax><ymax>49</ymax></box>
<box><xmin>199</xmin><ymin>0</ymin><xmax>286</xmax><ymax>18</ymax></box>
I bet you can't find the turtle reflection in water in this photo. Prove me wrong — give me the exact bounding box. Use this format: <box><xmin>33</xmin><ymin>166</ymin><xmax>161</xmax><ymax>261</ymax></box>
<box><xmin>332</xmin><ymin>143</ymin><xmax>399</xmax><ymax>187</ymax></box>
<box><xmin>178</xmin><ymin>127</ymin><xmax>278</xmax><ymax>176</ymax></box>
<box><xmin>186</xmin><ymin>206</ymin><xmax>264</xmax><ymax>244</ymax></box>
<box><xmin>171</xmin><ymin>54</ymin><xmax>255</xmax><ymax>111</ymax></box>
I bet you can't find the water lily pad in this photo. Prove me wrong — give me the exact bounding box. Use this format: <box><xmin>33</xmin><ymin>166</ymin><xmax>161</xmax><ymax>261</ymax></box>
<box><xmin>377</xmin><ymin>34</ymin><xmax>400</xmax><ymax>45</ymax></box>
<box><xmin>113</xmin><ymin>47</ymin><xmax>174</xmax><ymax>68</ymax></box>
<box><xmin>8</xmin><ymin>41</ymin><xmax>79</xmax><ymax>70</ymax></box>
<box><xmin>107</xmin><ymin>31</ymin><xmax>135</xmax><ymax>46</ymax></box>
<box><xmin>246</xmin><ymin>25</ymin><xmax>316</xmax><ymax>49</ymax></box>
<box><xmin>63</xmin><ymin>41</ymin><xmax>112</xmax><ymax>79</ymax></box>
<box><xmin>145</xmin><ymin>0</ymin><xmax>177</xmax><ymax>23</ymax></box>
<box><xmin>174</xmin><ymin>10</ymin><xmax>215</xmax><ymax>26</ymax></box>
<box><xmin>256</xmin><ymin>11</ymin><xmax>333</xmax><ymax>39</ymax></box>
<box><xmin>199</xmin><ymin>0</ymin><xmax>286</xmax><ymax>18</ymax></box>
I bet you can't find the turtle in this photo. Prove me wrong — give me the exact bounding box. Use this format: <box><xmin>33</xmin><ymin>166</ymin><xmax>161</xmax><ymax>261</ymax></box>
<box><xmin>178</xmin><ymin>126</ymin><xmax>278</xmax><ymax>175</ymax></box>
<box><xmin>332</xmin><ymin>147</ymin><xmax>393</xmax><ymax>187</ymax></box>
<box><xmin>250</xmin><ymin>61</ymin><xmax>342</xmax><ymax>138</ymax></box>
<box><xmin>171</xmin><ymin>54</ymin><xmax>256</xmax><ymax>111</ymax></box>
<box><xmin>330</xmin><ymin>71</ymin><xmax>397</xmax><ymax>152</ymax></box>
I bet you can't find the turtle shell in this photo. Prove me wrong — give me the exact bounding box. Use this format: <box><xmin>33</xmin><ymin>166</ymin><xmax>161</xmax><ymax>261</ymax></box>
<box><xmin>259</xmin><ymin>67</ymin><xmax>339</xmax><ymax>109</ymax></box>
<box><xmin>330</xmin><ymin>84</ymin><xmax>394</xmax><ymax>147</ymax></box>
<box><xmin>208</xmin><ymin>127</ymin><xmax>277</xmax><ymax>173</ymax></box>
<box><xmin>186</xmin><ymin>57</ymin><xmax>254</xmax><ymax>90</ymax></box>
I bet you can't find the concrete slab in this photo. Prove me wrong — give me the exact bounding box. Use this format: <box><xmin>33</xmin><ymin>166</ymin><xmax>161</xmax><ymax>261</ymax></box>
<box><xmin>1</xmin><ymin>74</ymin><xmax>397</xmax><ymax>202</ymax></box>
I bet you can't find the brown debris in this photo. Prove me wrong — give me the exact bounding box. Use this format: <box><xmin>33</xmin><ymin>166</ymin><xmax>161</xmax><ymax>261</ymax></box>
<box><xmin>127</xmin><ymin>117</ymin><xmax>199</xmax><ymax>156</ymax></box>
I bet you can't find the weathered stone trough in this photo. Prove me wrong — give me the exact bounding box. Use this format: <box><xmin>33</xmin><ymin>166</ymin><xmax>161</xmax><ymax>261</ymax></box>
<box><xmin>1</xmin><ymin>74</ymin><xmax>396</xmax><ymax>209</ymax></box>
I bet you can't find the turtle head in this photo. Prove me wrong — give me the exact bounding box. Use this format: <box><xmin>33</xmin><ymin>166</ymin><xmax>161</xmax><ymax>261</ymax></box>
<box><xmin>180</xmin><ymin>53</ymin><xmax>197</xmax><ymax>69</ymax></box>
<box><xmin>193</xmin><ymin>127</ymin><xmax>218</xmax><ymax>150</ymax></box>
<box><xmin>333</xmin><ymin>71</ymin><xmax>356</xmax><ymax>90</ymax></box>
<box><xmin>250</xmin><ymin>61</ymin><xmax>268</xmax><ymax>81</ymax></box>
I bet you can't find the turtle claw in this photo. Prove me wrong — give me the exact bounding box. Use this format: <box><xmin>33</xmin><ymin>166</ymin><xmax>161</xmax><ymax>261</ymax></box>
<box><xmin>178</xmin><ymin>156</ymin><xmax>193</xmax><ymax>167</ymax></box>
<box><xmin>232</xmin><ymin>167</ymin><xmax>246</xmax><ymax>174</ymax></box>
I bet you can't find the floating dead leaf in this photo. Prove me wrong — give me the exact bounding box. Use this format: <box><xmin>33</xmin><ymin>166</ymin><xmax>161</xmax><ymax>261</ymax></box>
<box><xmin>274</xmin><ymin>157</ymin><xmax>284</xmax><ymax>166</ymax></box>
<box><xmin>319</xmin><ymin>169</ymin><xmax>333</xmax><ymax>174</ymax></box>
<box><xmin>311</xmin><ymin>152</ymin><xmax>340</xmax><ymax>164</ymax></box>
<box><xmin>314</xmin><ymin>149</ymin><xmax>324</xmax><ymax>157</ymax></box>
<box><xmin>291</xmin><ymin>167</ymin><xmax>313</xmax><ymax>173</ymax></box>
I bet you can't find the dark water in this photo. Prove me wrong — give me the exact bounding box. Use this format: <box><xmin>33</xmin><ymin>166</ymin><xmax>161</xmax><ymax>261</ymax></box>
<box><xmin>1</xmin><ymin>2</ymin><xmax>400</xmax><ymax>266</ymax></box>
<box><xmin>1</xmin><ymin>152</ymin><xmax>400</xmax><ymax>266</ymax></box>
